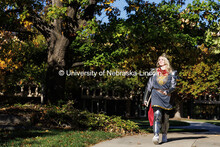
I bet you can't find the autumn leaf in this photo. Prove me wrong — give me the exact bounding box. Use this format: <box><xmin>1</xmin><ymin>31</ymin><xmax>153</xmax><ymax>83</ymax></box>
<box><xmin>105</xmin><ymin>7</ymin><xmax>112</xmax><ymax>12</ymax></box>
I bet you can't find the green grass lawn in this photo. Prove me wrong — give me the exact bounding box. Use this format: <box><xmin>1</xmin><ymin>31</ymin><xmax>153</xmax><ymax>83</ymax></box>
<box><xmin>0</xmin><ymin>129</ymin><xmax>121</xmax><ymax>147</ymax></box>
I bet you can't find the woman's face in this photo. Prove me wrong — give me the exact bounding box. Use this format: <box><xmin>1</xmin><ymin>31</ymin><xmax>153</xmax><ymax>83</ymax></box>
<box><xmin>158</xmin><ymin>57</ymin><xmax>166</xmax><ymax>66</ymax></box>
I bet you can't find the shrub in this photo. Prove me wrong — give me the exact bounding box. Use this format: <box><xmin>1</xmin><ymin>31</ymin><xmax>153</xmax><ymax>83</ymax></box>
<box><xmin>1</xmin><ymin>101</ymin><xmax>141</xmax><ymax>135</ymax></box>
<box><xmin>77</xmin><ymin>112</ymin><xmax>140</xmax><ymax>135</ymax></box>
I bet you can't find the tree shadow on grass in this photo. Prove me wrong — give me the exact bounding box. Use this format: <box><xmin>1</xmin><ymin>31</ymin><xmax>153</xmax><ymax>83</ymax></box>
<box><xmin>0</xmin><ymin>128</ymin><xmax>73</xmax><ymax>146</ymax></box>
<box><xmin>0</xmin><ymin>129</ymin><xmax>46</xmax><ymax>145</ymax></box>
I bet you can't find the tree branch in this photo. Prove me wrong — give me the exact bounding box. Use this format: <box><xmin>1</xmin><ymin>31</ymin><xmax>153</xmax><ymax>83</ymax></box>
<box><xmin>72</xmin><ymin>0</ymin><xmax>98</xmax><ymax>33</ymax></box>
<box><xmin>63</xmin><ymin>1</ymin><xmax>80</xmax><ymax>36</ymax></box>
<box><xmin>72</xmin><ymin>62</ymin><xmax>84</xmax><ymax>67</ymax></box>
<box><xmin>0</xmin><ymin>28</ymin><xmax>35</xmax><ymax>36</ymax></box>
<box><xmin>3</xmin><ymin>9</ymin><xmax>22</xmax><ymax>14</ymax></box>
<box><xmin>27</xmin><ymin>9</ymin><xmax>53</xmax><ymax>39</ymax></box>
<box><xmin>67</xmin><ymin>1</ymin><xmax>80</xmax><ymax>20</ymax></box>
<box><xmin>82</xmin><ymin>0</ymin><xmax>98</xmax><ymax>21</ymax></box>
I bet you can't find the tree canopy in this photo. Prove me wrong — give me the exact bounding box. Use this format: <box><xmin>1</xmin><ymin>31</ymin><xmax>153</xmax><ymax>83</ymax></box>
<box><xmin>0</xmin><ymin>0</ymin><xmax>219</xmax><ymax>106</ymax></box>
<box><xmin>0</xmin><ymin>0</ymin><xmax>119</xmax><ymax>104</ymax></box>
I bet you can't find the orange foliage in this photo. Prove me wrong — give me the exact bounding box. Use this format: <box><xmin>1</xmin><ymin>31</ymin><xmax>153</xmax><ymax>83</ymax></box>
<box><xmin>0</xmin><ymin>30</ymin><xmax>22</xmax><ymax>71</ymax></box>
<box><xmin>178</xmin><ymin>61</ymin><xmax>220</xmax><ymax>98</ymax></box>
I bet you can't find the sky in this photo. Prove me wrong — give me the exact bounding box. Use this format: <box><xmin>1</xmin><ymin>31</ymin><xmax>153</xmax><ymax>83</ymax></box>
<box><xmin>96</xmin><ymin>0</ymin><xmax>220</xmax><ymax>23</ymax></box>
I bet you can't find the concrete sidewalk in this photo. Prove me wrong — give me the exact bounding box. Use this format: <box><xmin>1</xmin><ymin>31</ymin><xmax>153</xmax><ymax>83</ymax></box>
<box><xmin>92</xmin><ymin>133</ymin><xmax>220</xmax><ymax>147</ymax></box>
<box><xmin>91</xmin><ymin>121</ymin><xmax>220</xmax><ymax>147</ymax></box>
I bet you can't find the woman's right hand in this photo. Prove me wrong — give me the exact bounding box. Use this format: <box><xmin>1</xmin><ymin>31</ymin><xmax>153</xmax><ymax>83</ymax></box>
<box><xmin>143</xmin><ymin>101</ymin><xmax>149</xmax><ymax>107</ymax></box>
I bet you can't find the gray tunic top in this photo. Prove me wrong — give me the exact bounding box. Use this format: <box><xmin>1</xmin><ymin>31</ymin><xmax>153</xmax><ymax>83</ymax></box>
<box><xmin>143</xmin><ymin>69</ymin><xmax>178</xmax><ymax>110</ymax></box>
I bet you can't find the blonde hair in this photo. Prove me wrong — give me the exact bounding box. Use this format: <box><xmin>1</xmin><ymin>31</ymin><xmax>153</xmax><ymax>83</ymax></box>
<box><xmin>156</xmin><ymin>53</ymin><xmax>173</xmax><ymax>73</ymax></box>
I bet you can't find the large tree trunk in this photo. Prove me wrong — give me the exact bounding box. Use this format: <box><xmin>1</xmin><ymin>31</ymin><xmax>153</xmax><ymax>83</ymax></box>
<box><xmin>43</xmin><ymin>0</ymin><xmax>70</xmax><ymax>104</ymax></box>
<box><xmin>174</xmin><ymin>103</ymin><xmax>182</xmax><ymax>119</ymax></box>
<box><xmin>44</xmin><ymin>32</ymin><xmax>70</xmax><ymax>104</ymax></box>
<box><xmin>170</xmin><ymin>92</ymin><xmax>182</xmax><ymax>119</ymax></box>
<box><xmin>39</xmin><ymin>0</ymin><xmax>97</xmax><ymax>104</ymax></box>
<box><xmin>173</xmin><ymin>93</ymin><xmax>183</xmax><ymax>119</ymax></box>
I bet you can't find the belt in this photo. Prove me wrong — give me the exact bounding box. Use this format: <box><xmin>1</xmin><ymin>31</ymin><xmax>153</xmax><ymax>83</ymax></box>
<box><xmin>153</xmin><ymin>88</ymin><xmax>171</xmax><ymax>96</ymax></box>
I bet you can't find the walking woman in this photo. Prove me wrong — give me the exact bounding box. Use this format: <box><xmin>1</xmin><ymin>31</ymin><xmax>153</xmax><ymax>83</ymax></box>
<box><xmin>143</xmin><ymin>53</ymin><xmax>177</xmax><ymax>145</ymax></box>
